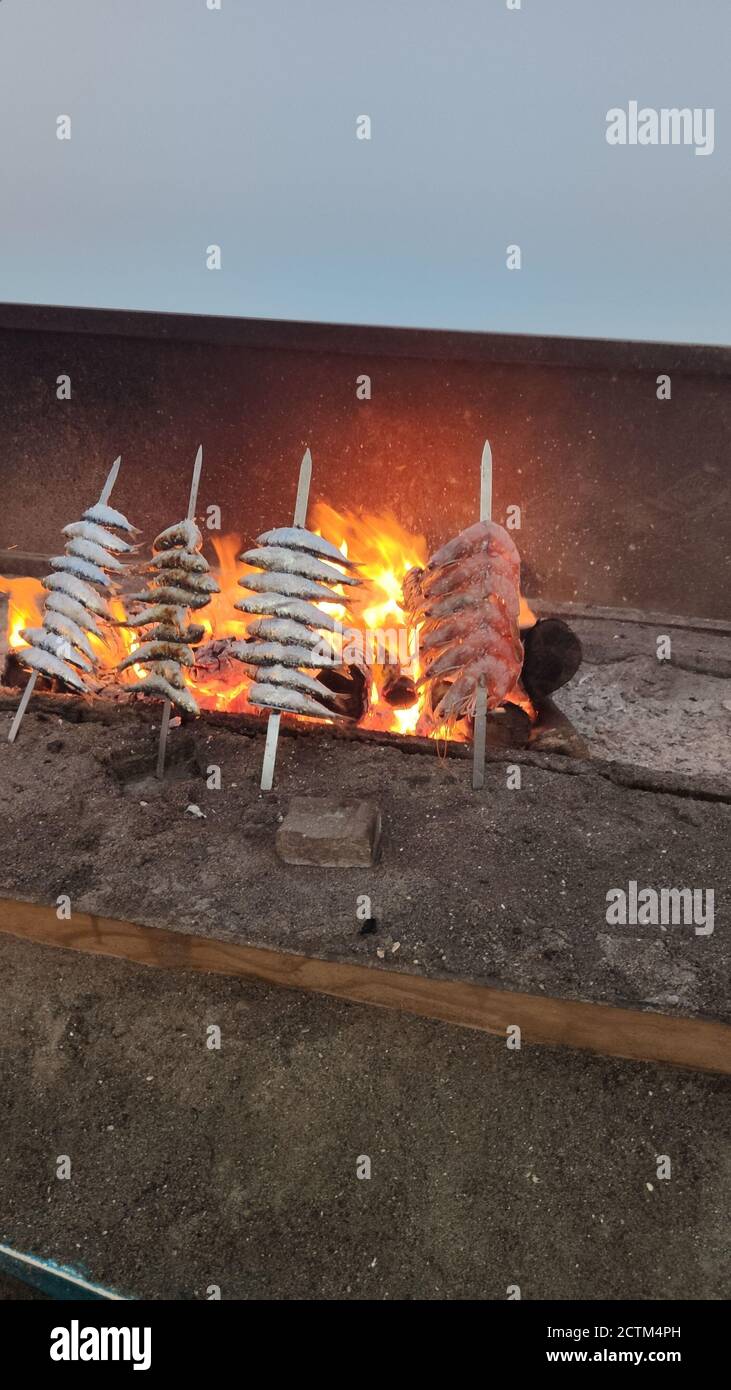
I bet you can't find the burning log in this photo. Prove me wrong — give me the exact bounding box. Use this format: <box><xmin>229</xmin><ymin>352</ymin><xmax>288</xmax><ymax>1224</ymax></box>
<box><xmin>381</xmin><ymin>667</ymin><xmax>418</xmax><ymax>708</ymax></box>
<box><xmin>314</xmin><ymin>663</ymin><xmax>369</xmax><ymax>721</ymax></box>
<box><xmin>520</xmin><ymin>617</ymin><xmax>582</xmax><ymax>701</ymax></box>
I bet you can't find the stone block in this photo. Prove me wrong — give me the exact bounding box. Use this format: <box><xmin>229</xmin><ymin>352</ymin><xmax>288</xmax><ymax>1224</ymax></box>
<box><xmin>276</xmin><ymin>797</ymin><xmax>382</xmax><ymax>868</ymax></box>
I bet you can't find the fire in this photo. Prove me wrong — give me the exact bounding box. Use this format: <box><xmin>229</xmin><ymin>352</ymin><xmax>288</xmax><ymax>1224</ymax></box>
<box><xmin>1</xmin><ymin>515</ymin><xmax>535</xmax><ymax>738</ymax></box>
<box><xmin>0</xmin><ymin>575</ymin><xmax>44</xmax><ymax>649</ymax></box>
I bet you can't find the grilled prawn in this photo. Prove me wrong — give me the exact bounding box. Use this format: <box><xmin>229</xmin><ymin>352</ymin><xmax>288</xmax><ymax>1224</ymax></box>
<box><xmin>404</xmin><ymin>520</ymin><xmax>524</xmax><ymax>725</ymax></box>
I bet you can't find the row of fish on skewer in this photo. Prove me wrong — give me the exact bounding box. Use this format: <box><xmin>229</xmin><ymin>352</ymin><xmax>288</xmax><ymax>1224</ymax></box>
<box><xmin>16</xmin><ymin>498</ymin><xmax>362</xmax><ymax>724</ymax></box>
<box><xmin>18</xmin><ymin>497</ymin><xmax>526</xmax><ymax>732</ymax></box>
<box><xmin>17</xmin><ymin>500</ymin><xmax>221</xmax><ymax>715</ymax></box>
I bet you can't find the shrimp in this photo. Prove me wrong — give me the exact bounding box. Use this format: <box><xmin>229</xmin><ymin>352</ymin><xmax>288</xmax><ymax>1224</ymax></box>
<box><xmin>422</xmin><ymin>572</ymin><xmax>521</xmax><ymax>624</ymax></box>
<box><xmin>421</xmin><ymin>550</ymin><xmax>518</xmax><ymax>600</ymax></box>
<box><xmin>426</xmin><ymin>519</ymin><xmax>520</xmax><ymax>572</ymax></box>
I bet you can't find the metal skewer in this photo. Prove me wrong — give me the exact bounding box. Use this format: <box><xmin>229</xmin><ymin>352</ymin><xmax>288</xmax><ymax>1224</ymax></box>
<box><xmin>7</xmin><ymin>456</ymin><xmax>122</xmax><ymax>744</ymax></box>
<box><xmin>156</xmin><ymin>446</ymin><xmax>203</xmax><ymax>779</ymax></box>
<box><xmin>472</xmin><ymin>439</ymin><xmax>492</xmax><ymax>790</ymax></box>
<box><xmin>260</xmin><ymin>447</ymin><xmax>313</xmax><ymax>791</ymax></box>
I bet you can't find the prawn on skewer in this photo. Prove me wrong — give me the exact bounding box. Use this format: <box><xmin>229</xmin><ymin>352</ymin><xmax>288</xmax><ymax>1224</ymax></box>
<box><xmin>404</xmin><ymin>520</ymin><xmax>525</xmax><ymax>731</ymax></box>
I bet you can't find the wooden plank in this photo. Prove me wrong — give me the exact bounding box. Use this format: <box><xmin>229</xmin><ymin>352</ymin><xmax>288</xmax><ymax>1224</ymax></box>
<box><xmin>0</xmin><ymin>897</ymin><xmax>728</xmax><ymax>1076</ymax></box>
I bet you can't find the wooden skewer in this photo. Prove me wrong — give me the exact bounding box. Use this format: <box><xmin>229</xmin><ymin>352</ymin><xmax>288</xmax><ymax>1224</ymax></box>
<box><xmin>472</xmin><ymin>440</ymin><xmax>492</xmax><ymax>790</ymax></box>
<box><xmin>156</xmin><ymin>446</ymin><xmax>203</xmax><ymax>779</ymax></box>
<box><xmin>260</xmin><ymin>447</ymin><xmax>313</xmax><ymax>791</ymax></box>
<box><xmin>8</xmin><ymin>456</ymin><xmax>122</xmax><ymax>745</ymax></box>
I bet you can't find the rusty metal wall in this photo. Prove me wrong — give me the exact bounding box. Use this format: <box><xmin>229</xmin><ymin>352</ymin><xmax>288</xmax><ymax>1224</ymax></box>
<box><xmin>0</xmin><ymin>308</ymin><xmax>728</xmax><ymax>619</ymax></box>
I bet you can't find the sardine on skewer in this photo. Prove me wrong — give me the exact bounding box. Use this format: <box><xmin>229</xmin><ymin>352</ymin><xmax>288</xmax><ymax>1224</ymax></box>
<box><xmin>231</xmin><ymin>522</ymin><xmax>361</xmax><ymax>720</ymax></box>
<box><xmin>19</xmin><ymin>628</ymin><xmax>93</xmax><ymax>671</ymax></box>
<box><xmin>246</xmin><ymin>616</ymin><xmax>326</xmax><ymax>649</ymax></box>
<box><xmin>19</xmin><ymin>646</ymin><xmax>93</xmax><ymax>693</ymax></box>
<box><xmin>121</xmin><ymin>516</ymin><xmax>220</xmax><ymax>715</ymax></box>
<box><xmin>229</xmin><ymin>639</ymin><xmax>339</xmax><ymax>669</ymax></box>
<box><xmin>235</xmin><ymin>592</ymin><xmax>341</xmax><ymax>631</ymax></box>
<box><xmin>240</xmin><ymin>545</ymin><xmax>358</xmax><ymax>586</ymax></box>
<box><xmin>82</xmin><ymin>501</ymin><xmax>140</xmax><ymax>535</ymax></box>
<box><xmin>238</xmin><ymin>570</ymin><xmax>344</xmax><ymax>604</ymax></box>
<box><xmin>153</xmin><ymin>518</ymin><xmax>203</xmax><ymax>553</ymax></box>
<box><xmin>247</xmin><ymin>681</ymin><xmax>338</xmax><ymax>720</ymax></box>
<box><xmin>255</xmin><ymin>526</ymin><xmax>360</xmax><ymax>568</ymax></box>
<box><xmin>62</xmin><ymin>519</ymin><xmax>136</xmax><ymax>553</ymax></box>
<box><xmin>16</xmin><ymin>490</ymin><xmax>137</xmax><ymax>697</ymax></box>
<box><xmin>126</xmin><ymin>673</ymin><xmax>199</xmax><ymax>714</ymax></box>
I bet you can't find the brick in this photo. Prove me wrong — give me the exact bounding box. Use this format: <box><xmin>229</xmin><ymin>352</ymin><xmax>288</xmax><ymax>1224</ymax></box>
<box><xmin>276</xmin><ymin>797</ymin><xmax>382</xmax><ymax>868</ymax></box>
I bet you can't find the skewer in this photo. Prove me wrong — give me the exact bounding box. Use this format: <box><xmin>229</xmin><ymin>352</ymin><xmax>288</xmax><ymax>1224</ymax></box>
<box><xmin>156</xmin><ymin>445</ymin><xmax>203</xmax><ymax>779</ymax></box>
<box><xmin>260</xmin><ymin>447</ymin><xmax>313</xmax><ymax>791</ymax></box>
<box><xmin>7</xmin><ymin>455</ymin><xmax>122</xmax><ymax>745</ymax></box>
<box><xmin>472</xmin><ymin>440</ymin><xmax>492</xmax><ymax>789</ymax></box>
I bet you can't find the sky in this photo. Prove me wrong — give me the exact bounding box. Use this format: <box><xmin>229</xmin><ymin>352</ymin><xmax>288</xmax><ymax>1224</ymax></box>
<box><xmin>0</xmin><ymin>0</ymin><xmax>728</xmax><ymax>344</ymax></box>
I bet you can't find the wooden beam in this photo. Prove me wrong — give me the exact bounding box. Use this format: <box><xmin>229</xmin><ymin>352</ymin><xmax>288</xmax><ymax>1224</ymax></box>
<box><xmin>0</xmin><ymin>897</ymin><xmax>728</xmax><ymax>1075</ymax></box>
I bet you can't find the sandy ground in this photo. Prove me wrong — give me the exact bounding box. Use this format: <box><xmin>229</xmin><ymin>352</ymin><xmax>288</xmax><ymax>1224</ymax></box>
<box><xmin>0</xmin><ymin>934</ymin><xmax>728</xmax><ymax>1302</ymax></box>
<box><xmin>555</xmin><ymin>618</ymin><xmax>731</xmax><ymax>778</ymax></box>
<box><xmin>0</xmin><ymin>700</ymin><xmax>728</xmax><ymax>1020</ymax></box>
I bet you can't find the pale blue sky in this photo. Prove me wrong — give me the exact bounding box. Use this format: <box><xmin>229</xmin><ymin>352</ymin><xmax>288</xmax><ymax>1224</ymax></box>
<box><xmin>0</xmin><ymin>0</ymin><xmax>728</xmax><ymax>343</ymax></box>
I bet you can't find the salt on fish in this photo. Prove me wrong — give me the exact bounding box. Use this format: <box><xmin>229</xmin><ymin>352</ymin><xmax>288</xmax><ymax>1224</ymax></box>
<box><xmin>148</xmin><ymin>548</ymin><xmax>209</xmax><ymax>573</ymax></box>
<box><xmin>50</xmin><ymin>553</ymin><xmax>114</xmax><ymax>589</ymax></box>
<box><xmin>128</xmin><ymin>586</ymin><xmax>211</xmax><ymax>610</ymax></box>
<box><xmin>42</xmin><ymin>611</ymin><xmax>98</xmax><ymax>660</ymax></box>
<box><xmin>118</xmin><ymin>641</ymin><xmax>196</xmax><ymax>671</ymax></box>
<box><xmin>82</xmin><ymin>502</ymin><xmax>140</xmax><ymax>534</ymax></box>
<box><xmin>145</xmin><ymin>622</ymin><xmax>206</xmax><ymax>645</ymax></box>
<box><xmin>239</xmin><ymin>571</ymin><xmax>343</xmax><ymax>604</ymax></box>
<box><xmin>262</xmin><ymin>664</ymin><xmax>338</xmax><ymax>703</ymax></box>
<box><xmin>16</xmin><ymin>490</ymin><xmax>137</xmax><ymax>704</ymax></box>
<box><xmin>19</xmin><ymin>645</ymin><xmax>91</xmax><ymax>693</ymax></box>
<box><xmin>127</xmin><ymin>674</ymin><xmax>199</xmax><ymax>714</ymax></box>
<box><xmin>235</xmin><ymin>593</ymin><xmax>340</xmax><ymax>631</ymax></box>
<box><xmin>20</xmin><ymin>628</ymin><xmax>93</xmax><ymax>671</ymax></box>
<box><xmin>43</xmin><ymin>572</ymin><xmax>111</xmax><ymax>617</ymax></box>
<box><xmin>153</xmin><ymin>519</ymin><xmax>203</xmax><ymax>553</ymax></box>
<box><xmin>122</xmin><ymin>515</ymin><xmax>219</xmax><ymax>713</ymax></box>
<box><xmin>142</xmin><ymin>568</ymin><xmax>219</xmax><ymax>593</ymax></box>
<box><xmin>247</xmin><ymin>681</ymin><xmax>338</xmax><ymax>721</ymax></box>
<box><xmin>67</xmin><ymin>537</ymin><xmax>124</xmax><ymax>571</ymax></box>
<box><xmin>229</xmin><ymin>640</ymin><xmax>338</xmax><ymax>669</ymax></box>
<box><xmin>45</xmin><ymin>592</ymin><xmax>105</xmax><ymax>639</ymax></box>
<box><xmin>239</xmin><ymin>546</ymin><xmax>358</xmax><ymax>587</ymax></box>
<box><xmin>63</xmin><ymin>520</ymin><xmax>135</xmax><ymax>553</ymax></box>
<box><xmin>256</xmin><ymin>527</ymin><xmax>359</xmax><ymax>568</ymax></box>
<box><xmin>246</xmin><ymin>617</ymin><xmax>325</xmax><ymax>649</ymax></box>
